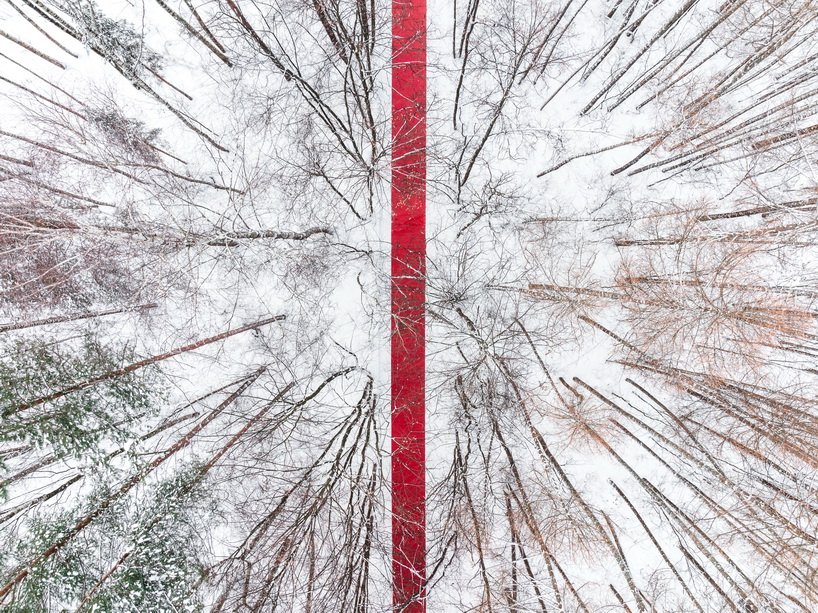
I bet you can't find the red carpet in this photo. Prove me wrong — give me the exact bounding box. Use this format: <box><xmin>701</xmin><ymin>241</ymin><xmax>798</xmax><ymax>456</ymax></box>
<box><xmin>391</xmin><ymin>0</ymin><xmax>426</xmax><ymax>609</ymax></box>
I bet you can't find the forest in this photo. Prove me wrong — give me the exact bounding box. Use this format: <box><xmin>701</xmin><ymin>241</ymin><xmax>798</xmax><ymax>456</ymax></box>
<box><xmin>0</xmin><ymin>0</ymin><xmax>817</xmax><ymax>611</ymax></box>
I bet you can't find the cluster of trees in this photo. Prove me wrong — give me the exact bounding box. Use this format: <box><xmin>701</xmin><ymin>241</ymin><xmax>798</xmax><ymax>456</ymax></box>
<box><xmin>0</xmin><ymin>0</ymin><xmax>816</xmax><ymax>611</ymax></box>
<box><xmin>425</xmin><ymin>0</ymin><xmax>818</xmax><ymax>609</ymax></box>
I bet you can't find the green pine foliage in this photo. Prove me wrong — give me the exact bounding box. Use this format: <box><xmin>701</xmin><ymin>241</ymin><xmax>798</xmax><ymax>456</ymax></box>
<box><xmin>63</xmin><ymin>0</ymin><xmax>164</xmax><ymax>77</ymax></box>
<box><xmin>1</xmin><ymin>467</ymin><xmax>210</xmax><ymax>613</ymax></box>
<box><xmin>1</xmin><ymin>509</ymin><xmax>87</xmax><ymax>612</ymax></box>
<box><xmin>0</xmin><ymin>328</ymin><xmax>211</xmax><ymax>611</ymax></box>
<box><xmin>86</xmin><ymin>469</ymin><xmax>209</xmax><ymax>613</ymax></box>
<box><xmin>0</xmin><ymin>333</ymin><xmax>161</xmax><ymax>498</ymax></box>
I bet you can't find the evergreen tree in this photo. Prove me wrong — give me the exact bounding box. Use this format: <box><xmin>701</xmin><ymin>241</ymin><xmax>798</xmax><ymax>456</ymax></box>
<box><xmin>0</xmin><ymin>333</ymin><xmax>160</xmax><ymax>466</ymax></box>
<box><xmin>1</xmin><ymin>467</ymin><xmax>210</xmax><ymax>612</ymax></box>
<box><xmin>62</xmin><ymin>0</ymin><xmax>163</xmax><ymax>78</ymax></box>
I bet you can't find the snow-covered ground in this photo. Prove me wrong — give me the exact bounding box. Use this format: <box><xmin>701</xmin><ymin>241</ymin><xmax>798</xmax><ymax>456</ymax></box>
<box><xmin>0</xmin><ymin>0</ymin><xmax>817</xmax><ymax>611</ymax></box>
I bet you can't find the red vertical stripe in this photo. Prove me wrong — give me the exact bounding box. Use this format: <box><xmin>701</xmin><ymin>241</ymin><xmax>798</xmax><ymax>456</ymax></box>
<box><xmin>391</xmin><ymin>0</ymin><xmax>426</xmax><ymax>610</ymax></box>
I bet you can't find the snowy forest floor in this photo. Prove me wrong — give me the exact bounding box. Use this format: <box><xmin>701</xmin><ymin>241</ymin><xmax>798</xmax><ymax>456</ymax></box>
<box><xmin>1</xmin><ymin>0</ymin><xmax>818</xmax><ymax>611</ymax></box>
